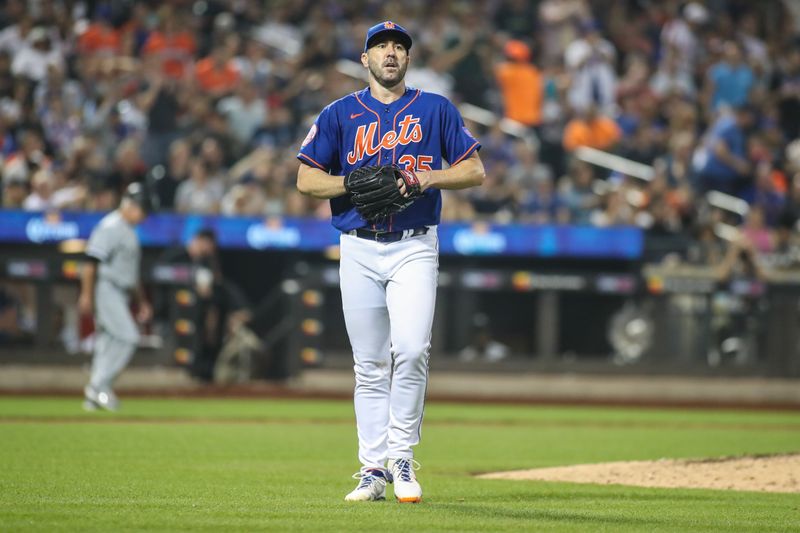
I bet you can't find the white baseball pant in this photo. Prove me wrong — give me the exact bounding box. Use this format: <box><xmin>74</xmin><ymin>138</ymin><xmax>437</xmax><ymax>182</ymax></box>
<box><xmin>339</xmin><ymin>227</ymin><xmax>438</xmax><ymax>471</ymax></box>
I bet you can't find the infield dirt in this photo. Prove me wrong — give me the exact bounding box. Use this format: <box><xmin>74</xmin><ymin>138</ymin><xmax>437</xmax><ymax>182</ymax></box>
<box><xmin>479</xmin><ymin>453</ymin><xmax>800</xmax><ymax>493</ymax></box>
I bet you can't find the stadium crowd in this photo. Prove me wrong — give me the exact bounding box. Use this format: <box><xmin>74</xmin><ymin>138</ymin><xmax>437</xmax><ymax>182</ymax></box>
<box><xmin>1</xmin><ymin>0</ymin><xmax>800</xmax><ymax>253</ymax></box>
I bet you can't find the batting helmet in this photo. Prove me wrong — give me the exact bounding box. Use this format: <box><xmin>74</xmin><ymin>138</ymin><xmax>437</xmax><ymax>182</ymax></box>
<box><xmin>122</xmin><ymin>182</ymin><xmax>154</xmax><ymax>213</ymax></box>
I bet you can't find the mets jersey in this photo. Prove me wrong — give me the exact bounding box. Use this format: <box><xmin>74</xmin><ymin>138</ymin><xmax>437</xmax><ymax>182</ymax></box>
<box><xmin>297</xmin><ymin>86</ymin><xmax>481</xmax><ymax>232</ymax></box>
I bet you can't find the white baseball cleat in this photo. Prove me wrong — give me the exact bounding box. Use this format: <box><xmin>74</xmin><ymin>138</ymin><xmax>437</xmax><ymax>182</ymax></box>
<box><xmin>344</xmin><ymin>469</ymin><xmax>389</xmax><ymax>502</ymax></box>
<box><xmin>389</xmin><ymin>458</ymin><xmax>422</xmax><ymax>503</ymax></box>
<box><xmin>84</xmin><ymin>385</ymin><xmax>120</xmax><ymax>412</ymax></box>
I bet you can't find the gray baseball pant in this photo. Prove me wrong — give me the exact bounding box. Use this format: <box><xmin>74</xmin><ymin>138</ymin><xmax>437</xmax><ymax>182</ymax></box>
<box><xmin>89</xmin><ymin>279</ymin><xmax>140</xmax><ymax>390</ymax></box>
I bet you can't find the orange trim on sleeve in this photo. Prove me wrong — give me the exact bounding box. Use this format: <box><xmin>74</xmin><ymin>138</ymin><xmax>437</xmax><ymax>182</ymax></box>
<box><xmin>451</xmin><ymin>141</ymin><xmax>480</xmax><ymax>166</ymax></box>
<box><xmin>298</xmin><ymin>153</ymin><xmax>326</xmax><ymax>171</ymax></box>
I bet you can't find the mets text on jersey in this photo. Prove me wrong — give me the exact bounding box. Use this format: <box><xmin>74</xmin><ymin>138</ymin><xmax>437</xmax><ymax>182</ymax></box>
<box><xmin>346</xmin><ymin>115</ymin><xmax>423</xmax><ymax>165</ymax></box>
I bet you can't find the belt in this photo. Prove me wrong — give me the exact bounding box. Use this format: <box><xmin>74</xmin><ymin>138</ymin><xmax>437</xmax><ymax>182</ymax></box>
<box><xmin>347</xmin><ymin>226</ymin><xmax>429</xmax><ymax>243</ymax></box>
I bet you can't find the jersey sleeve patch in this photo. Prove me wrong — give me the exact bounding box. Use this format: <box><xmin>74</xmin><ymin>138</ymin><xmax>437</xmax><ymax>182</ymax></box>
<box><xmin>297</xmin><ymin>104</ymin><xmax>338</xmax><ymax>172</ymax></box>
<box><xmin>301</xmin><ymin>124</ymin><xmax>317</xmax><ymax>148</ymax></box>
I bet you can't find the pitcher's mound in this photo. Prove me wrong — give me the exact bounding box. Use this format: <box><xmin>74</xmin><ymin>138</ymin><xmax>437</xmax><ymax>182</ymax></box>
<box><xmin>478</xmin><ymin>453</ymin><xmax>800</xmax><ymax>493</ymax></box>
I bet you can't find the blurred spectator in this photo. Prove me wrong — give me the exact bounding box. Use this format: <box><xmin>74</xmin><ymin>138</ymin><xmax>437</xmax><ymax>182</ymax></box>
<box><xmin>142</xmin><ymin>8</ymin><xmax>196</xmax><ymax>80</ymax></box>
<box><xmin>405</xmin><ymin>47</ymin><xmax>454</xmax><ymax>100</ymax></box>
<box><xmin>467</xmin><ymin>166</ymin><xmax>515</xmax><ymax>221</ymax></box>
<box><xmin>175</xmin><ymin>159</ymin><xmax>224</xmax><ymax>214</ymax></box>
<box><xmin>2</xmin><ymin>129</ymin><xmax>48</xmax><ymax>187</ymax></box>
<box><xmin>158</xmin><ymin>228</ymin><xmax>250</xmax><ymax>382</ymax></box>
<box><xmin>741</xmin><ymin>161</ymin><xmax>786</xmax><ymax>226</ymax></box>
<box><xmin>506</xmin><ymin>140</ymin><xmax>552</xmax><ymax>193</ymax></box>
<box><xmin>761</xmin><ymin>212</ymin><xmax>800</xmax><ymax>273</ymax></box>
<box><xmin>639</xmin><ymin>185</ymin><xmax>683</xmax><ymax>235</ymax></box>
<box><xmin>782</xmin><ymin>171</ymin><xmax>800</xmax><ymax>223</ymax></box>
<box><xmin>539</xmin><ymin>0</ymin><xmax>591</xmax><ymax>66</ymax></box>
<box><xmin>0</xmin><ymin>283</ymin><xmax>23</xmax><ymax>344</ymax></box>
<box><xmin>458</xmin><ymin>312</ymin><xmax>509</xmax><ymax>362</ymax></box>
<box><xmin>11</xmin><ymin>26</ymin><xmax>64</xmax><ymax>82</ymax></box>
<box><xmin>2</xmin><ymin>173</ymin><xmax>27</xmax><ymax>208</ymax></box>
<box><xmin>562</xmin><ymin>105</ymin><xmax>621</xmax><ymax>152</ymax></box>
<box><xmin>220</xmin><ymin>173</ymin><xmax>268</xmax><ymax>216</ymax></box>
<box><xmin>198</xmin><ymin>136</ymin><xmax>230</xmax><ymax>183</ymax></box>
<box><xmin>109</xmin><ymin>139</ymin><xmax>147</xmax><ymax>191</ymax></box>
<box><xmin>564</xmin><ymin>20</ymin><xmax>617</xmax><ymax>114</ymax></box>
<box><xmin>76</xmin><ymin>12</ymin><xmax>121</xmax><ymax>58</ymax></box>
<box><xmin>481</xmin><ymin>123</ymin><xmax>516</xmax><ymax>169</ymax></box>
<box><xmin>50</xmin><ymin>163</ymin><xmax>87</xmax><ymax>210</ymax></box>
<box><xmin>233</xmin><ymin>37</ymin><xmax>272</xmax><ymax>86</ymax></box>
<box><xmin>0</xmin><ymin>7</ymin><xmax>31</xmax><ymax>54</ymax></box>
<box><xmin>494</xmin><ymin>0</ymin><xmax>540</xmax><ymax>39</ymax></box>
<box><xmin>718</xmin><ymin>209</ymin><xmax>771</xmax><ymax>282</ymax></box>
<box><xmin>660</xmin><ymin>1</ymin><xmax>708</xmax><ymax>75</ymax></box>
<box><xmin>218</xmin><ymin>80</ymin><xmax>267</xmax><ymax>148</ymax></box>
<box><xmin>39</xmin><ymin>92</ymin><xmax>80</xmax><ymax>157</ymax></box>
<box><xmin>139</xmin><ymin>70</ymin><xmax>182</xmax><ymax>167</ymax></box>
<box><xmin>251</xmin><ymin>107</ymin><xmax>295</xmax><ymax>149</ymax></box>
<box><xmin>740</xmin><ymin>206</ymin><xmax>774</xmax><ymax>255</ymax></box>
<box><xmin>685</xmin><ymin>222</ymin><xmax>726</xmax><ymax>266</ymax></box>
<box><xmin>495</xmin><ymin>40</ymin><xmax>543</xmax><ymax>128</ymax></box>
<box><xmin>616</xmin><ymin>53</ymin><xmax>653</xmax><ymax>106</ymax></box>
<box><xmin>33</xmin><ymin>65</ymin><xmax>84</xmax><ymax>119</ymax></box>
<box><xmin>591</xmin><ymin>188</ymin><xmax>634</xmax><ymax>227</ymax></box>
<box><xmin>22</xmin><ymin>169</ymin><xmax>55</xmax><ymax>211</ymax></box>
<box><xmin>704</xmin><ymin>41</ymin><xmax>755</xmax><ymax>113</ymax></box>
<box><xmin>195</xmin><ymin>41</ymin><xmax>240</xmax><ymax>97</ymax></box>
<box><xmin>770</xmin><ymin>45</ymin><xmax>800</xmax><ymax>141</ymax></box>
<box><xmin>441</xmin><ymin>10</ymin><xmax>492</xmax><ymax>108</ymax></box>
<box><xmin>661</xmin><ymin>130</ymin><xmax>695</xmax><ymax>187</ymax></box>
<box><xmin>0</xmin><ymin>0</ymin><xmax>793</xmax><ymax>235</ymax></box>
<box><xmin>519</xmin><ymin>176</ymin><xmax>569</xmax><ymax>224</ymax></box>
<box><xmin>439</xmin><ymin>190</ymin><xmax>476</xmax><ymax>221</ymax></box>
<box><xmin>650</xmin><ymin>51</ymin><xmax>696</xmax><ymax>100</ymax></box>
<box><xmin>737</xmin><ymin>11</ymin><xmax>769</xmax><ymax>72</ymax></box>
<box><xmin>693</xmin><ymin>104</ymin><xmax>755</xmax><ymax>195</ymax></box>
<box><xmin>154</xmin><ymin>139</ymin><xmax>191</xmax><ymax>210</ymax></box>
<box><xmin>560</xmin><ymin>160</ymin><xmax>599</xmax><ymax>225</ymax></box>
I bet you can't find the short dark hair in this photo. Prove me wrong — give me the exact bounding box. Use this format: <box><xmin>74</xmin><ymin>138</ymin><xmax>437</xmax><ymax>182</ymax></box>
<box><xmin>195</xmin><ymin>228</ymin><xmax>217</xmax><ymax>243</ymax></box>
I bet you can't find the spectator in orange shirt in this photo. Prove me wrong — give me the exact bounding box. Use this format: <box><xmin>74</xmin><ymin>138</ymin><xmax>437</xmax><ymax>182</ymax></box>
<box><xmin>77</xmin><ymin>15</ymin><xmax>121</xmax><ymax>57</ymax></box>
<box><xmin>495</xmin><ymin>40</ymin><xmax>543</xmax><ymax>127</ymax></box>
<box><xmin>142</xmin><ymin>9</ymin><xmax>196</xmax><ymax>80</ymax></box>
<box><xmin>562</xmin><ymin>104</ymin><xmax>621</xmax><ymax>152</ymax></box>
<box><xmin>194</xmin><ymin>44</ymin><xmax>240</xmax><ymax>97</ymax></box>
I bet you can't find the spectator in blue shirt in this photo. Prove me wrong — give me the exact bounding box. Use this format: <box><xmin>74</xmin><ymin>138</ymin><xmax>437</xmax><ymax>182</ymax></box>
<box><xmin>519</xmin><ymin>176</ymin><xmax>569</xmax><ymax>224</ymax></box>
<box><xmin>705</xmin><ymin>41</ymin><xmax>755</xmax><ymax>112</ymax></box>
<box><xmin>693</xmin><ymin>103</ymin><xmax>755</xmax><ymax>196</ymax></box>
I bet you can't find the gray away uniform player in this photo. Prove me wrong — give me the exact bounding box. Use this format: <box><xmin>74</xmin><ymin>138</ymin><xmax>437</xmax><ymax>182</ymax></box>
<box><xmin>296</xmin><ymin>21</ymin><xmax>485</xmax><ymax>502</ymax></box>
<box><xmin>79</xmin><ymin>183</ymin><xmax>152</xmax><ymax>411</ymax></box>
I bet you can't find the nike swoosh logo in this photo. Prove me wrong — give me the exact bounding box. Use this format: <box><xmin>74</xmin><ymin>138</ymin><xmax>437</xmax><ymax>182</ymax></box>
<box><xmin>350</xmin><ymin>112</ymin><xmax>365</xmax><ymax>119</ymax></box>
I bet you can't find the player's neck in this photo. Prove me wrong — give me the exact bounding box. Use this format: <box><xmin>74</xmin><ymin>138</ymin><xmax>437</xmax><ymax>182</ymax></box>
<box><xmin>368</xmin><ymin>80</ymin><xmax>406</xmax><ymax>104</ymax></box>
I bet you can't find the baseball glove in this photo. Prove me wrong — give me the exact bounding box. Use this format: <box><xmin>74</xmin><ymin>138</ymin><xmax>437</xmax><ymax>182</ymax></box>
<box><xmin>344</xmin><ymin>164</ymin><xmax>422</xmax><ymax>222</ymax></box>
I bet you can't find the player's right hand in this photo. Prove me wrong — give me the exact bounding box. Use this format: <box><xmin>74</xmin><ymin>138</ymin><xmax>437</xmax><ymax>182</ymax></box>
<box><xmin>78</xmin><ymin>292</ymin><xmax>93</xmax><ymax>316</ymax></box>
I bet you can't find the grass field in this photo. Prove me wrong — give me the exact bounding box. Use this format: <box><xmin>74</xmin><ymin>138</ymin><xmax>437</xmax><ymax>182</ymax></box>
<box><xmin>1</xmin><ymin>397</ymin><xmax>799</xmax><ymax>532</ymax></box>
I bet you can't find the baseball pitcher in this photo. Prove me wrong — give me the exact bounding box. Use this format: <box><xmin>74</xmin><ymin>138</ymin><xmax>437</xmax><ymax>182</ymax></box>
<box><xmin>297</xmin><ymin>21</ymin><xmax>484</xmax><ymax>502</ymax></box>
<box><xmin>79</xmin><ymin>183</ymin><xmax>152</xmax><ymax>411</ymax></box>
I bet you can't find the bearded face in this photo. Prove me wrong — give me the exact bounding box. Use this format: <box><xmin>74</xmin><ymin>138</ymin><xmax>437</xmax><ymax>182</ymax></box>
<box><xmin>363</xmin><ymin>39</ymin><xmax>410</xmax><ymax>89</ymax></box>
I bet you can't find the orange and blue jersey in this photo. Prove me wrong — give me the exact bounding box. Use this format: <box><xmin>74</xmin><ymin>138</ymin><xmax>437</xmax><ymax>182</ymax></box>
<box><xmin>297</xmin><ymin>86</ymin><xmax>481</xmax><ymax>232</ymax></box>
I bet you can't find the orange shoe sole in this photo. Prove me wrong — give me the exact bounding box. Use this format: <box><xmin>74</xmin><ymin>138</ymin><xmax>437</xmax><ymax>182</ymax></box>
<box><xmin>396</xmin><ymin>497</ymin><xmax>422</xmax><ymax>503</ymax></box>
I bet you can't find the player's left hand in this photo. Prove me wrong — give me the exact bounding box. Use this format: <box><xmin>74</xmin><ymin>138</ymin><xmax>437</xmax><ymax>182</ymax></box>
<box><xmin>399</xmin><ymin>170</ymin><xmax>431</xmax><ymax>196</ymax></box>
<box><xmin>344</xmin><ymin>164</ymin><xmax>423</xmax><ymax>222</ymax></box>
<box><xmin>136</xmin><ymin>301</ymin><xmax>153</xmax><ymax>323</ymax></box>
